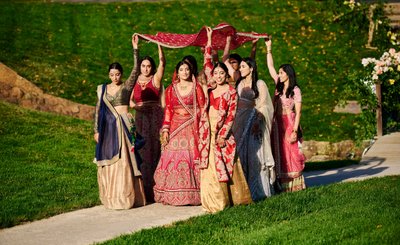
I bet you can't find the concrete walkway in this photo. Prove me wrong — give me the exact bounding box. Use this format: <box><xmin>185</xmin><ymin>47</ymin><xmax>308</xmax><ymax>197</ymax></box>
<box><xmin>304</xmin><ymin>132</ymin><xmax>400</xmax><ymax>186</ymax></box>
<box><xmin>1</xmin><ymin>132</ymin><xmax>399</xmax><ymax>245</ymax></box>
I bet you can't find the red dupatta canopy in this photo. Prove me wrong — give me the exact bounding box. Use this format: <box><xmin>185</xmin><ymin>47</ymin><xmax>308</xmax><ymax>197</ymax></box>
<box><xmin>135</xmin><ymin>22</ymin><xmax>269</xmax><ymax>50</ymax></box>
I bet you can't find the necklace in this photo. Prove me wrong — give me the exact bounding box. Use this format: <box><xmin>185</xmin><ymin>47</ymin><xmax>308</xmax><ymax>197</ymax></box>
<box><xmin>138</xmin><ymin>80</ymin><xmax>149</xmax><ymax>89</ymax></box>
<box><xmin>109</xmin><ymin>83</ymin><xmax>121</xmax><ymax>89</ymax></box>
<box><xmin>179</xmin><ymin>82</ymin><xmax>191</xmax><ymax>90</ymax></box>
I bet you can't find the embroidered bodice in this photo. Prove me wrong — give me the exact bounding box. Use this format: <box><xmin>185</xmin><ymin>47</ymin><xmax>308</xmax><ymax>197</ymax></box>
<box><xmin>106</xmin><ymin>81</ymin><xmax>135</xmax><ymax>107</ymax></box>
<box><xmin>209</xmin><ymin>92</ymin><xmax>221</xmax><ymax>110</ymax></box>
<box><xmin>275</xmin><ymin>86</ymin><xmax>302</xmax><ymax>112</ymax></box>
<box><xmin>94</xmin><ymin>49</ymin><xmax>139</xmax><ymax>133</ymax></box>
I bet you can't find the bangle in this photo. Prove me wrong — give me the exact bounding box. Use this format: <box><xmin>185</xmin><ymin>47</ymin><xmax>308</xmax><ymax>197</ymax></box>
<box><xmin>267</xmin><ymin>49</ymin><xmax>272</xmax><ymax>54</ymax></box>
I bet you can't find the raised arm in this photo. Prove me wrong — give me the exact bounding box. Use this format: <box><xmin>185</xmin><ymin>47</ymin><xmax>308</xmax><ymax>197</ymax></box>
<box><xmin>265</xmin><ymin>38</ymin><xmax>278</xmax><ymax>84</ymax></box>
<box><xmin>222</xmin><ymin>36</ymin><xmax>236</xmax><ymax>79</ymax></box>
<box><xmin>250</xmin><ymin>37</ymin><xmax>258</xmax><ymax>60</ymax></box>
<box><xmin>125</xmin><ymin>34</ymin><xmax>140</xmax><ymax>89</ymax></box>
<box><xmin>212</xmin><ymin>49</ymin><xmax>219</xmax><ymax>64</ymax></box>
<box><xmin>203</xmin><ymin>26</ymin><xmax>214</xmax><ymax>82</ymax></box>
<box><xmin>153</xmin><ymin>44</ymin><xmax>166</xmax><ymax>89</ymax></box>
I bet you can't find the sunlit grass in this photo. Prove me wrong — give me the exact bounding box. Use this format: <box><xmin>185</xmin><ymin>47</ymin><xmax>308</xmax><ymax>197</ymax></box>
<box><xmin>100</xmin><ymin>176</ymin><xmax>400</xmax><ymax>244</ymax></box>
<box><xmin>0</xmin><ymin>101</ymin><xmax>99</xmax><ymax>228</ymax></box>
<box><xmin>0</xmin><ymin>0</ymin><xmax>382</xmax><ymax>142</ymax></box>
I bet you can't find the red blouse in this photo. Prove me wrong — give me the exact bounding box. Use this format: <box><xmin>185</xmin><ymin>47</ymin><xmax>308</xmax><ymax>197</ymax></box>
<box><xmin>132</xmin><ymin>77</ymin><xmax>160</xmax><ymax>103</ymax></box>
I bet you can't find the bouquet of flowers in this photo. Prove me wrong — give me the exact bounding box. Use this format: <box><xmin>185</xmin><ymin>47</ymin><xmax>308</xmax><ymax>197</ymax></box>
<box><xmin>129</xmin><ymin>119</ymin><xmax>145</xmax><ymax>152</ymax></box>
<box><xmin>361</xmin><ymin>48</ymin><xmax>400</xmax><ymax>132</ymax></box>
<box><xmin>361</xmin><ymin>48</ymin><xmax>400</xmax><ymax>92</ymax></box>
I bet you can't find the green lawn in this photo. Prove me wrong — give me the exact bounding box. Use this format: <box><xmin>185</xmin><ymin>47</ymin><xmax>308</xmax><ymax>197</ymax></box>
<box><xmin>1</xmin><ymin>102</ymin><xmax>397</xmax><ymax>243</ymax></box>
<box><xmin>0</xmin><ymin>100</ymin><xmax>359</xmax><ymax>228</ymax></box>
<box><xmin>0</xmin><ymin>0</ymin><xmax>385</xmax><ymax>142</ymax></box>
<box><xmin>101</xmin><ymin>176</ymin><xmax>400</xmax><ymax>244</ymax></box>
<box><xmin>0</xmin><ymin>101</ymin><xmax>99</xmax><ymax>228</ymax></box>
<box><xmin>0</xmin><ymin>0</ymin><xmax>396</xmax><ymax>234</ymax></box>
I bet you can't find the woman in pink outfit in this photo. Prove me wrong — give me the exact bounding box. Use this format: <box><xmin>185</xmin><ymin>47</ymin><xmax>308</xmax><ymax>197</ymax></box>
<box><xmin>265</xmin><ymin>38</ymin><xmax>306</xmax><ymax>192</ymax></box>
<box><xmin>153</xmin><ymin>60</ymin><xmax>206</xmax><ymax>206</ymax></box>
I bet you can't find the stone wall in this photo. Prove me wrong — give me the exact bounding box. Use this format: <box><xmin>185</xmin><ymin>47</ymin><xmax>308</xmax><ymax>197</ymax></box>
<box><xmin>302</xmin><ymin>140</ymin><xmax>370</xmax><ymax>162</ymax></box>
<box><xmin>0</xmin><ymin>62</ymin><xmax>94</xmax><ymax>121</ymax></box>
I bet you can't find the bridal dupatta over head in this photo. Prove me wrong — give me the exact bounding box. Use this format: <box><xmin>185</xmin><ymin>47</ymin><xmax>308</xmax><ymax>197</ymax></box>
<box><xmin>134</xmin><ymin>23</ymin><xmax>269</xmax><ymax>50</ymax></box>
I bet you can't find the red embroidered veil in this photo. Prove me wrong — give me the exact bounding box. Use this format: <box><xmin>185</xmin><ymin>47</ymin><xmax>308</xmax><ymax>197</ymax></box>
<box><xmin>134</xmin><ymin>22</ymin><xmax>269</xmax><ymax>50</ymax></box>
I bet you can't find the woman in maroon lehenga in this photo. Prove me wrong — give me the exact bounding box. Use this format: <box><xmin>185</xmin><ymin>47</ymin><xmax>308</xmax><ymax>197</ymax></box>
<box><xmin>153</xmin><ymin>60</ymin><xmax>206</xmax><ymax>206</ymax></box>
<box><xmin>265</xmin><ymin>39</ymin><xmax>306</xmax><ymax>192</ymax></box>
<box><xmin>129</xmin><ymin>35</ymin><xmax>165</xmax><ymax>202</ymax></box>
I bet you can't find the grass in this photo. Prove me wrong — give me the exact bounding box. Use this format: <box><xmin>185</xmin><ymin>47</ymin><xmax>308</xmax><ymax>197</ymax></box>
<box><xmin>0</xmin><ymin>101</ymin><xmax>99</xmax><ymax>228</ymax></box>
<box><xmin>100</xmin><ymin>176</ymin><xmax>400</xmax><ymax>244</ymax></box>
<box><xmin>0</xmin><ymin>101</ymin><xmax>366</xmax><ymax>229</ymax></box>
<box><xmin>0</xmin><ymin>0</ymin><xmax>384</xmax><ymax>142</ymax></box>
<box><xmin>0</xmin><ymin>0</ymin><xmax>396</xmax><ymax>234</ymax></box>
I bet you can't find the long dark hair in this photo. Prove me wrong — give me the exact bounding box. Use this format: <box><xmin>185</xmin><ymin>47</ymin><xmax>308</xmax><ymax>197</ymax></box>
<box><xmin>182</xmin><ymin>55</ymin><xmax>198</xmax><ymax>77</ymax></box>
<box><xmin>276</xmin><ymin>64</ymin><xmax>299</xmax><ymax>98</ymax></box>
<box><xmin>236</xmin><ymin>57</ymin><xmax>259</xmax><ymax>99</ymax></box>
<box><xmin>108</xmin><ymin>62</ymin><xmax>123</xmax><ymax>75</ymax></box>
<box><xmin>139</xmin><ymin>56</ymin><xmax>156</xmax><ymax>75</ymax></box>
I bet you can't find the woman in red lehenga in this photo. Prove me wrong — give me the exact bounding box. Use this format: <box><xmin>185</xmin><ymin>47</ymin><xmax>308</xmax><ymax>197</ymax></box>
<box><xmin>153</xmin><ymin>60</ymin><xmax>206</xmax><ymax>206</ymax></box>
<box><xmin>265</xmin><ymin>39</ymin><xmax>306</xmax><ymax>192</ymax></box>
<box><xmin>129</xmin><ymin>35</ymin><xmax>165</xmax><ymax>202</ymax></box>
<box><xmin>198</xmin><ymin>28</ymin><xmax>252</xmax><ymax>213</ymax></box>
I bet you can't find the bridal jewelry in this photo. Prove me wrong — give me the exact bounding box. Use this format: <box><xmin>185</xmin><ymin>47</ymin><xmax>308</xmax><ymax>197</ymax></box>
<box><xmin>109</xmin><ymin>83</ymin><xmax>121</xmax><ymax>90</ymax></box>
<box><xmin>138</xmin><ymin>80</ymin><xmax>149</xmax><ymax>89</ymax></box>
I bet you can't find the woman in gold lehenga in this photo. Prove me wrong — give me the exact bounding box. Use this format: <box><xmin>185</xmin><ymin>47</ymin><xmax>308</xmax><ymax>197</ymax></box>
<box><xmin>198</xmin><ymin>27</ymin><xmax>252</xmax><ymax>213</ymax></box>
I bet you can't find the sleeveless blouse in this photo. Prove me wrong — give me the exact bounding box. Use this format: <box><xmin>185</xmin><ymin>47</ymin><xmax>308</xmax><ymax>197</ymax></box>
<box><xmin>105</xmin><ymin>81</ymin><xmax>134</xmax><ymax>107</ymax></box>
<box><xmin>132</xmin><ymin>77</ymin><xmax>160</xmax><ymax>103</ymax></box>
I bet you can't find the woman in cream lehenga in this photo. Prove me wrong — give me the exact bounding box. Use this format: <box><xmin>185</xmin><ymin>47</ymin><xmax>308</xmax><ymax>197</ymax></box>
<box><xmin>93</xmin><ymin>35</ymin><xmax>146</xmax><ymax>209</ymax></box>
